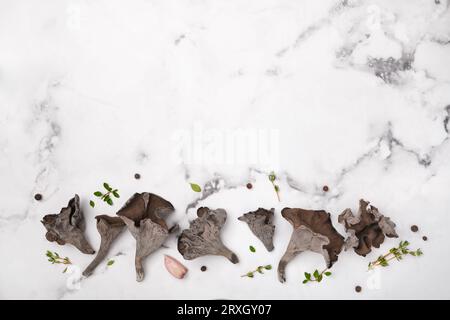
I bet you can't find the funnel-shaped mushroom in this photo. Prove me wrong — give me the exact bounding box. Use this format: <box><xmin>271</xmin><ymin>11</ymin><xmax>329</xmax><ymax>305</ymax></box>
<box><xmin>278</xmin><ymin>208</ymin><xmax>344</xmax><ymax>283</ymax></box>
<box><xmin>178</xmin><ymin>207</ymin><xmax>239</xmax><ymax>263</ymax></box>
<box><xmin>41</xmin><ymin>194</ymin><xmax>95</xmax><ymax>254</ymax></box>
<box><xmin>83</xmin><ymin>215</ymin><xmax>125</xmax><ymax>277</ymax></box>
<box><xmin>338</xmin><ymin>199</ymin><xmax>398</xmax><ymax>256</ymax></box>
<box><xmin>238</xmin><ymin>208</ymin><xmax>275</xmax><ymax>252</ymax></box>
<box><xmin>117</xmin><ymin>192</ymin><xmax>175</xmax><ymax>282</ymax></box>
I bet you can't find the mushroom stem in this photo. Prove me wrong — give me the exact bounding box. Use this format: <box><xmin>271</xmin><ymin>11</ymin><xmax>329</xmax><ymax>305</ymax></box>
<box><xmin>83</xmin><ymin>241</ymin><xmax>110</xmax><ymax>277</ymax></box>
<box><xmin>135</xmin><ymin>256</ymin><xmax>144</xmax><ymax>282</ymax></box>
<box><xmin>219</xmin><ymin>246</ymin><xmax>239</xmax><ymax>264</ymax></box>
<box><xmin>82</xmin><ymin>216</ymin><xmax>125</xmax><ymax>277</ymax></box>
<box><xmin>277</xmin><ymin>250</ymin><xmax>299</xmax><ymax>283</ymax></box>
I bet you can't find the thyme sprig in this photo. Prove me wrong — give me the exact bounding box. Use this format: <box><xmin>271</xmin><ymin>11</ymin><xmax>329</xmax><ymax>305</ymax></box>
<box><xmin>302</xmin><ymin>268</ymin><xmax>332</xmax><ymax>284</ymax></box>
<box><xmin>90</xmin><ymin>182</ymin><xmax>120</xmax><ymax>208</ymax></box>
<box><xmin>46</xmin><ymin>251</ymin><xmax>72</xmax><ymax>273</ymax></box>
<box><xmin>46</xmin><ymin>250</ymin><xmax>72</xmax><ymax>265</ymax></box>
<box><xmin>268</xmin><ymin>172</ymin><xmax>280</xmax><ymax>202</ymax></box>
<box><xmin>241</xmin><ymin>265</ymin><xmax>272</xmax><ymax>278</ymax></box>
<box><xmin>368</xmin><ymin>240</ymin><xmax>423</xmax><ymax>270</ymax></box>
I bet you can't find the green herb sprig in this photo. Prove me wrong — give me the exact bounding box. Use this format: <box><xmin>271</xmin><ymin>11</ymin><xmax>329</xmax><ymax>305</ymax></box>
<box><xmin>268</xmin><ymin>172</ymin><xmax>280</xmax><ymax>202</ymax></box>
<box><xmin>368</xmin><ymin>240</ymin><xmax>422</xmax><ymax>270</ymax></box>
<box><xmin>302</xmin><ymin>268</ymin><xmax>332</xmax><ymax>284</ymax></box>
<box><xmin>46</xmin><ymin>251</ymin><xmax>72</xmax><ymax>273</ymax></box>
<box><xmin>249</xmin><ymin>245</ymin><xmax>256</xmax><ymax>253</ymax></box>
<box><xmin>241</xmin><ymin>265</ymin><xmax>272</xmax><ymax>278</ymax></box>
<box><xmin>90</xmin><ymin>182</ymin><xmax>120</xmax><ymax>208</ymax></box>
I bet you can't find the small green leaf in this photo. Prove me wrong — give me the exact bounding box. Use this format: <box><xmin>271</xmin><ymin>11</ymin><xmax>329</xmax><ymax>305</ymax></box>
<box><xmin>249</xmin><ymin>245</ymin><xmax>256</xmax><ymax>253</ymax></box>
<box><xmin>190</xmin><ymin>183</ymin><xmax>202</xmax><ymax>192</ymax></box>
<box><xmin>304</xmin><ymin>272</ymin><xmax>311</xmax><ymax>280</ymax></box>
<box><xmin>302</xmin><ymin>279</ymin><xmax>308</xmax><ymax>284</ymax></box>
<box><xmin>313</xmin><ymin>270</ymin><xmax>320</xmax><ymax>279</ymax></box>
<box><xmin>90</xmin><ymin>200</ymin><xmax>95</xmax><ymax>208</ymax></box>
<box><xmin>106</xmin><ymin>198</ymin><xmax>114</xmax><ymax>206</ymax></box>
<box><xmin>324</xmin><ymin>271</ymin><xmax>332</xmax><ymax>276</ymax></box>
<box><xmin>317</xmin><ymin>274</ymin><xmax>323</xmax><ymax>282</ymax></box>
<box><xmin>107</xmin><ymin>260</ymin><xmax>115</xmax><ymax>266</ymax></box>
<box><xmin>62</xmin><ymin>267</ymin><xmax>67</xmax><ymax>273</ymax></box>
<box><xmin>247</xmin><ymin>272</ymin><xmax>254</xmax><ymax>278</ymax></box>
<box><xmin>94</xmin><ymin>191</ymin><xmax>103</xmax><ymax>197</ymax></box>
<box><xmin>112</xmin><ymin>191</ymin><xmax>120</xmax><ymax>198</ymax></box>
<box><xmin>264</xmin><ymin>265</ymin><xmax>272</xmax><ymax>270</ymax></box>
<box><xmin>268</xmin><ymin>173</ymin><xmax>276</xmax><ymax>182</ymax></box>
<box><xmin>257</xmin><ymin>267</ymin><xmax>264</xmax><ymax>274</ymax></box>
<box><xmin>274</xmin><ymin>185</ymin><xmax>280</xmax><ymax>192</ymax></box>
<box><xmin>103</xmin><ymin>182</ymin><xmax>112</xmax><ymax>191</ymax></box>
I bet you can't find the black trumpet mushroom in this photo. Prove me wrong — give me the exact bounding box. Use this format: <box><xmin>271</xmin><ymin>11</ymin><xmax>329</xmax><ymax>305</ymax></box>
<box><xmin>238</xmin><ymin>208</ymin><xmax>275</xmax><ymax>252</ymax></box>
<box><xmin>41</xmin><ymin>194</ymin><xmax>95</xmax><ymax>254</ymax></box>
<box><xmin>83</xmin><ymin>215</ymin><xmax>125</xmax><ymax>277</ymax></box>
<box><xmin>116</xmin><ymin>192</ymin><xmax>175</xmax><ymax>282</ymax></box>
<box><xmin>338</xmin><ymin>199</ymin><xmax>398</xmax><ymax>257</ymax></box>
<box><xmin>178</xmin><ymin>207</ymin><xmax>239</xmax><ymax>264</ymax></box>
<box><xmin>278</xmin><ymin>208</ymin><xmax>344</xmax><ymax>283</ymax></box>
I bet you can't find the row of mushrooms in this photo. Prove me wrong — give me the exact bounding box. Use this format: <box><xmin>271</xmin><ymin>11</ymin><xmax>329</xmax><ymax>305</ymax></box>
<box><xmin>42</xmin><ymin>193</ymin><xmax>397</xmax><ymax>282</ymax></box>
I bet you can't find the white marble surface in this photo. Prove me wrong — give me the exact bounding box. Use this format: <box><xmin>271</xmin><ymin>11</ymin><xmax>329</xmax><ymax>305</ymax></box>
<box><xmin>1</xmin><ymin>0</ymin><xmax>450</xmax><ymax>299</ymax></box>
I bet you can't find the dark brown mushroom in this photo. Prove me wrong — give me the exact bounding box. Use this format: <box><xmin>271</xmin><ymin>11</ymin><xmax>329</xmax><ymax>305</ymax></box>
<box><xmin>238</xmin><ymin>208</ymin><xmax>275</xmax><ymax>252</ymax></box>
<box><xmin>338</xmin><ymin>199</ymin><xmax>398</xmax><ymax>256</ymax></box>
<box><xmin>117</xmin><ymin>192</ymin><xmax>175</xmax><ymax>282</ymax></box>
<box><xmin>83</xmin><ymin>215</ymin><xmax>126</xmax><ymax>277</ymax></box>
<box><xmin>41</xmin><ymin>194</ymin><xmax>95</xmax><ymax>254</ymax></box>
<box><xmin>178</xmin><ymin>207</ymin><xmax>239</xmax><ymax>264</ymax></box>
<box><xmin>278</xmin><ymin>208</ymin><xmax>344</xmax><ymax>283</ymax></box>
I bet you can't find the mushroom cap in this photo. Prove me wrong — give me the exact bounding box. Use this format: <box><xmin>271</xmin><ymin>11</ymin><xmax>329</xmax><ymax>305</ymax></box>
<box><xmin>281</xmin><ymin>207</ymin><xmax>345</xmax><ymax>266</ymax></box>
<box><xmin>116</xmin><ymin>192</ymin><xmax>174</xmax><ymax>229</ymax></box>
<box><xmin>238</xmin><ymin>208</ymin><xmax>275</xmax><ymax>252</ymax></box>
<box><xmin>178</xmin><ymin>207</ymin><xmax>238</xmax><ymax>263</ymax></box>
<box><xmin>41</xmin><ymin>194</ymin><xmax>95</xmax><ymax>254</ymax></box>
<box><xmin>338</xmin><ymin>199</ymin><xmax>398</xmax><ymax>256</ymax></box>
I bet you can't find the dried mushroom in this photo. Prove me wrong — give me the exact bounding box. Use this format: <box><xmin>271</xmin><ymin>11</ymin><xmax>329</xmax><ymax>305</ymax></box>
<box><xmin>41</xmin><ymin>194</ymin><xmax>95</xmax><ymax>254</ymax></box>
<box><xmin>238</xmin><ymin>208</ymin><xmax>275</xmax><ymax>252</ymax></box>
<box><xmin>338</xmin><ymin>199</ymin><xmax>398</xmax><ymax>256</ymax></box>
<box><xmin>178</xmin><ymin>207</ymin><xmax>239</xmax><ymax>264</ymax></box>
<box><xmin>117</xmin><ymin>192</ymin><xmax>175</xmax><ymax>282</ymax></box>
<box><xmin>83</xmin><ymin>215</ymin><xmax>125</xmax><ymax>277</ymax></box>
<box><xmin>278</xmin><ymin>208</ymin><xmax>344</xmax><ymax>283</ymax></box>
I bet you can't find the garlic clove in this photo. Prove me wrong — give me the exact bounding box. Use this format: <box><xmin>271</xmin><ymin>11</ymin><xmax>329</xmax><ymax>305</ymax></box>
<box><xmin>164</xmin><ymin>255</ymin><xmax>188</xmax><ymax>279</ymax></box>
